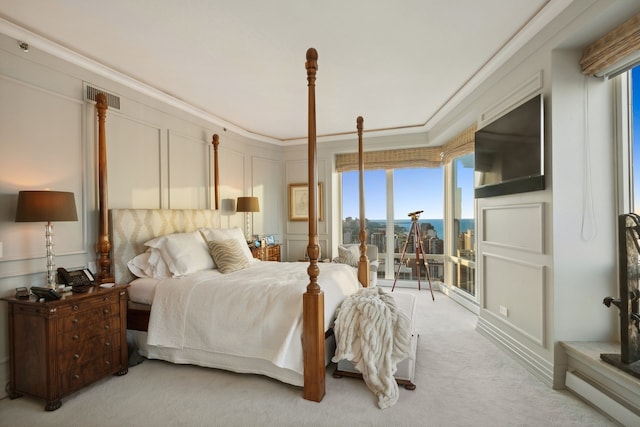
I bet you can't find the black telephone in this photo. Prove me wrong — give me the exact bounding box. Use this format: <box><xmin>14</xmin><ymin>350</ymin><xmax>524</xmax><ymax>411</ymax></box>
<box><xmin>30</xmin><ymin>286</ymin><xmax>61</xmax><ymax>301</ymax></box>
<box><xmin>57</xmin><ymin>267</ymin><xmax>94</xmax><ymax>288</ymax></box>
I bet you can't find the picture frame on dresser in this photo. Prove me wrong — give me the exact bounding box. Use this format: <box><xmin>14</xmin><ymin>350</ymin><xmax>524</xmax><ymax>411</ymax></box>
<box><xmin>288</xmin><ymin>183</ymin><xmax>323</xmax><ymax>221</ymax></box>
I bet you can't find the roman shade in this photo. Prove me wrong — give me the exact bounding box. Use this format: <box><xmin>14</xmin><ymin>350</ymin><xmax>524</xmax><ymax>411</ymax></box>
<box><xmin>335</xmin><ymin>147</ymin><xmax>441</xmax><ymax>172</ymax></box>
<box><xmin>335</xmin><ymin>124</ymin><xmax>476</xmax><ymax>172</ymax></box>
<box><xmin>440</xmin><ymin>124</ymin><xmax>477</xmax><ymax>164</ymax></box>
<box><xmin>580</xmin><ymin>12</ymin><xmax>640</xmax><ymax>78</ymax></box>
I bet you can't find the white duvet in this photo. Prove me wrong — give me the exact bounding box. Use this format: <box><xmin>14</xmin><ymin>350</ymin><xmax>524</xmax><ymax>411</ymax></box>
<box><xmin>146</xmin><ymin>261</ymin><xmax>360</xmax><ymax>380</ymax></box>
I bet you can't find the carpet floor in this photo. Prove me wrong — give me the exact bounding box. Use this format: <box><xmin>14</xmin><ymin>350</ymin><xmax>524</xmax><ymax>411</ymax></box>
<box><xmin>0</xmin><ymin>288</ymin><xmax>619</xmax><ymax>426</ymax></box>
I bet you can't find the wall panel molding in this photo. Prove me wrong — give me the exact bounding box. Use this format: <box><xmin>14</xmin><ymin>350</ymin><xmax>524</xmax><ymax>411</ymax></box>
<box><xmin>106</xmin><ymin>114</ymin><xmax>162</xmax><ymax>208</ymax></box>
<box><xmin>168</xmin><ymin>130</ymin><xmax>210</xmax><ymax>209</ymax></box>
<box><xmin>0</xmin><ymin>75</ymin><xmax>87</xmax><ymax>263</ymax></box>
<box><xmin>252</xmin><ymin>156</ymin><xmax>283</xmax><ymax>237</ymax></box>
<box><xmin>479</xmin><ymin>70</ymin><xmax>543</xmax><ymax>127</ymax></box>
<box><xmin>482</xmin><ymin>252</ymin><xmax>546</xmax><ymax>346</ymax></box>
<box><xmin>481</xmin><ymin>203</ymin><xmax>544</xmax><ymax>253</ymax></box>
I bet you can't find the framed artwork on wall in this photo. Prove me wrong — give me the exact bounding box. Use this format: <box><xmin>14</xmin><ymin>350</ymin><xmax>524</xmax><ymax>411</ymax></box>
<box><xmin>288</xmin><ymin>183</ymin><xmax>324</xmax><ymax>221</ymax></box>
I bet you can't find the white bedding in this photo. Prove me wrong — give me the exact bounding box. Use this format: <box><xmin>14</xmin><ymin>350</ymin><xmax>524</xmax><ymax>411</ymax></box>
<box><xmin>128</xmin><ymin>277</ymin><xmax>159</xmax><ymax>305</ymax></box>
<box><xmin>139</xmin><ymin>261</ymin><xmax>360</xmax><ymax>385</ymax></box>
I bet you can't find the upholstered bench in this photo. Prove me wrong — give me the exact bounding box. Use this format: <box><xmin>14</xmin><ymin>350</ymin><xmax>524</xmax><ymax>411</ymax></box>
<box><xmin>333</xmin><ymin>291</ymin><xmax>418</xmax><ymax>390</ymax></box>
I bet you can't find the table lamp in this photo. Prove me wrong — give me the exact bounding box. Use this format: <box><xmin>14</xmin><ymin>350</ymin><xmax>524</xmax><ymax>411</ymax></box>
<box><xmin>236</xmin><ymin>196</ymin><xmax>259</xmax><ymax>241</ymax></box>
<box><xmin>15</xmin><ymin>190</ymin><xmax>78</xmax><ymax>288</ymax></box>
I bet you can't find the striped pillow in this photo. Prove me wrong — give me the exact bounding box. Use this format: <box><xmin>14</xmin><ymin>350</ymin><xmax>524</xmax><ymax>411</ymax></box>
<box><xmin>207</xmin><ymin>239</ymin><xmax>251</xmax><ymax>274</ymax></box>
<box><xmin>338</xmin><ymin>245</ymin><xmax>360</xmax><ymax>267</ymax></box>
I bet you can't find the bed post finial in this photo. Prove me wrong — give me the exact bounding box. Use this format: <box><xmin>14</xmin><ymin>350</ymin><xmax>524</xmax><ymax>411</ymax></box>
<box><xmin>96</xmin><ymin>93</ymin><xmax>114</xmax><ymax>284</ymax></box>
<box><xmin>212</xmin><ymin>134</ymin><xmax>220</xmax><ymax>210</ymax></box>
<box><xmin>357</xmin><ymin>116</ymin><xmax>370</xmax><ymax>288</ymax></box>
<box><xmin>303</xmin><ymin>47</ymin><xmax>325</xmax><ymax>403</ymax></box>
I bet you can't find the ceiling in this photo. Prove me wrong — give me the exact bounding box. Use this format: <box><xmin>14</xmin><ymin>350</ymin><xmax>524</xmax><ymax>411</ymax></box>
<box><xmin>1</xmin><ymin>0</ymin><xmax>568</xmax><ymax>144</ymax></box>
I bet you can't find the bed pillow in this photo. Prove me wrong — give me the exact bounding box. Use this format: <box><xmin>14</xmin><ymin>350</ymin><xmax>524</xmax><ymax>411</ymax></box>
<box><xmin>338</xmin><ymin>245</ymin><xmax>360</xmax><ymax>267</ymax></box>
<box><xmin>145</xmin><ymin>231</ymin><xmax>214</xmax><ymax>277</ymax></box>
<box><xmin>147</xmin><ymin>248</ymin><xmax>171</xmax><ymax>278</ymax></box>
<box><xmin>199</xmin><ymin>227</ymin><xmax>255</xmax><ymax>264</ymax></box>
<box><xmin>127</xmin><ymin>248</ymin><xmax>171</xmax><ymax>279</ymax></box>
<box><xmin>127</xmin><ymin>251</ymin><xmax>151</xmax><ymax>278</ymax></box>
<box><xmin>207</xmin><ymin>239</ymin><xmax>251</xmax><ymax>274</ymax></box>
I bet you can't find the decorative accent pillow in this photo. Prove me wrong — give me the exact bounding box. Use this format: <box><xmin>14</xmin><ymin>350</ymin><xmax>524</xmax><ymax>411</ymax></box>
<box><xmin>207</xmin><ymin>239</ymin><xmax>251</xmax><ymax>274</ymax></box>
<box><xmin>338</xmin><ymin>245</ymin><xmax>360</xmax><ymax>267</ymax></box>
<box><xmin>145</xmin><ymin>231</ymin><xmax>214</xmax><ymax>277</ymax></box>
<box><xmin>199</xmin><ymin>227</ymin><xmax>255</xmax><ymax>263</ymax></box>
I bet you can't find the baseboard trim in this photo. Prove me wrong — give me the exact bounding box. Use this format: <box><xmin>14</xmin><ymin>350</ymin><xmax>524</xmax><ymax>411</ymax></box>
<box><xmin>476</xmin><ymin>316</ymin><xmax>553</xmax><ymax>386</ymax></box>
<box><xmin>565</xmin><ymin>371</ymin><xmax>640</xmax><ymax>426</ymax></box>
<box><xmin>438</xmin><ymin>285</ymin><xmax>479</xmax><ymax>315</ymax></box>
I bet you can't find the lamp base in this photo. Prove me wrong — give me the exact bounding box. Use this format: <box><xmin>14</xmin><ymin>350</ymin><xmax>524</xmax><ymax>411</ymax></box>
<box><xmin>45</xmin><ymin>222</ymin><xmax>57</xmax><ymax>289</ymax></box>
<box><xmin>245</xmin><ymin>212</ymin><xmax>252</xmax><ymax>241</ymax></box>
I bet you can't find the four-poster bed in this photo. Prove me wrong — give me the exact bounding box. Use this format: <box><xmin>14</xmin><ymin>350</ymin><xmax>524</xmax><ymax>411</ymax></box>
<box><xmin>93</xmin><ymin>49</ymin><xmax>374</xmax><ymax>402</ymax></box>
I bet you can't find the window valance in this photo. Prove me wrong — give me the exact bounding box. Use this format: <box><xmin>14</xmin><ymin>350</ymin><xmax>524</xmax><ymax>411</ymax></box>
<box><xmin>580</xmin><ymin>12</ymin><xmax>640</xmax><ymax>77</ymax></box>
<box><xmin>335</xmin><ymin>124</ymin><xmax>477</xmax><ymax>172</ymax></box>
<box><xmin>441</xmin><ymin>124</ymin><xmax>477</xmax><ymax>164</ymax></box>
<box><xmin>335</xmin><ymin>147</ymin><xmax>442</xmax><ymax>172</ymax></box>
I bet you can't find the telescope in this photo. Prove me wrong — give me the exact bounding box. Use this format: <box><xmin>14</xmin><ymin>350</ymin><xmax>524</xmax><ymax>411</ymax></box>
<box><xmin>407</xmin><ymin>210</ymin><xmax>423</xmax><ymax>217</ymax></box>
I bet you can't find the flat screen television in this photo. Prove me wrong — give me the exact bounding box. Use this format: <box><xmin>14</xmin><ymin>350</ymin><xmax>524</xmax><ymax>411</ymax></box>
<box><xmin>474</xmin><ymin>94</ymin><xmax>544</xmax><ymax>198</ymax></box>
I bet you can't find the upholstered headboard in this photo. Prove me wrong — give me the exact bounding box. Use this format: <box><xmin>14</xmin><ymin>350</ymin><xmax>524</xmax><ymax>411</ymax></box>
<box><xmin>109</xmin><ymin>209</ymin><xmax>220</xmax><ymax>284</ymax></box>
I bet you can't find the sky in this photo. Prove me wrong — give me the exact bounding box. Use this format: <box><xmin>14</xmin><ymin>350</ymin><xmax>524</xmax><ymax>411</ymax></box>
<box><xmin>633</xmin><ymin>65</ymin><xmax>640</xmax><ymax>211</ymax></box>
<box><xmin>342</xmin><ymin>166</ymin><xmax>465</xmax><ymax>220</ymax></box>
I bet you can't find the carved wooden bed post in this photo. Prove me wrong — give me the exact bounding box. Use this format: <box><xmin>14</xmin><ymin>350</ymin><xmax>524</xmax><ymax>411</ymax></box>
<box><xmin>212</xmin><ymin>134</ymin><xmax>220</xmax><ymax>210</ymax></box>
<box><xmin>303</xmin><ymin>47</ymin><xmax>325</xmax><ymax>402</ymax></box>
<box><xmin>95</xmin><ymin>93</ymin><xmax>114</xmax><ymax>283</ymax></box>
<box><xmin>356</xmin><ymin>116</ymin><xmax>370</xmax><ymax>287</ymax></box>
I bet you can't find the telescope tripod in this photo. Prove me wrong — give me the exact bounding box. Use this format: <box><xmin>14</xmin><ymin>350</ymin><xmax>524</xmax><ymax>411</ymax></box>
<box><xmin>392</xmin><ymin>214</ymin><xmax>434</xmax><ymax>300</ymax></box>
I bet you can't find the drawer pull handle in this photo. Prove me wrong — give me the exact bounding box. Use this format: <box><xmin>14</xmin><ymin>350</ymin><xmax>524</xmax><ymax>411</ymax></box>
<box><xmin>104</xmin><ymin>360</ymin><xmax>110</xmax><ymax>366</ymax></box>
<box><xmin>72</xmin><ymin>334</ymin><xmax>79</xmax><ymax>340</ymax></box>
<box><xmin>72</xmin><ymin>318</ymin><xmax>79</xmax><ymax>324</ymax></box>
<box><xmin>103</xmin><ymin>297</ymin><xmax>109</xmax><ymax>302</ymax></box>
<box><xmin>103</xmin><ymin>308</ymin><xmax>109</xmax><ymax>315</ymax></box>
<box><xmin>104</xmin><ymin>325</ymin><xmax>110</xmax><ymax>330</ymax></box>
<box><xmin>73</xmin><ymin>374</ymin><xmax>80</xmax><ymax>380</ymax></box>
<box><xmin>105</xmin><ymin>341</ymin><xmax>111</xmax><ymax>347</ymax></box>
<box><xmin>72</xmin><ymin>305</ymin><xmax>79</xmax><ymax>311</ymax></box>
<box><xmin>73</xmin><ymin>354</ymin><xmax>80</xmax><ymax>359</ymax></box>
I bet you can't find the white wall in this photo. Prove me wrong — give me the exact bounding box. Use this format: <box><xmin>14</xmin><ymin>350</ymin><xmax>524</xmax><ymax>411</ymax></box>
<box><xmin>550</xmin><ymin>49</ymin><xmax>619</xmax><ymax>341</ymax></box>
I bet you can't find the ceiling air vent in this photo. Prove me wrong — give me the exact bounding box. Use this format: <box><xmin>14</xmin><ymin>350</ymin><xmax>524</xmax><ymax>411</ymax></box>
<box><xmin>84</xmin><ymin>84</ymin><xmax>121</xmax><ymax>110</ymax></box>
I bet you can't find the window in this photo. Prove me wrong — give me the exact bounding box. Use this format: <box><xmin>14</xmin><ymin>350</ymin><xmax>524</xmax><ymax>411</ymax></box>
<box><xmin>620</xmin><ymin>65</ymin><xmax>640</xmax><ymax>214</ymax></box>
<box><xmin>341</xmin><ymin>166</ymin><xmax>444</xmax><ymax>283</ymax></box>
<box><xmin>632</xmin><ymin>66</ymin><xmax>640</xmax><ymax>213</ymax></box>
<box><xmin>450</xmin><ymin>153</ymin><xmax>476</xmax><ymax>295</ymax></box>
<box><xmin>341</xmin><ymin>169</ymin><xmax>386</xmax><ymax>245</ymax></box>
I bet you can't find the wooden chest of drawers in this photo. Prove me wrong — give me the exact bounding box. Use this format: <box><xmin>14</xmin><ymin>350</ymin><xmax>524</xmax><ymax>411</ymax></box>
<box><xmin>2</xmin><ymin>285</ymin><xmax>129</xmax><ymax>411</ymax></box>
<box><xmin>251</xmin><ymin>244</ymin><xmax>281</xmax><ymax>261</ymax></box>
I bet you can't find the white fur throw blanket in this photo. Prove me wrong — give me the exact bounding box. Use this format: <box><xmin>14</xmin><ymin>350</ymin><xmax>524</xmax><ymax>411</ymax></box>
<box><xmin>332</xmin><ymin>287</ymin><xmax>411</xmax><ymax>408</ymax></box>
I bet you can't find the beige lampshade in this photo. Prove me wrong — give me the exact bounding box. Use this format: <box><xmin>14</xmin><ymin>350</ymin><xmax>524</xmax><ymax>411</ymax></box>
<box><xmin>236</xmin><ymin>196</ymin><xmax>259</xmax><ymax>213</ymax></box>
<box><xmin>15</xmin><ymin>191</ymin><xmax>78</xmax><ymax>222</ymax></box>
